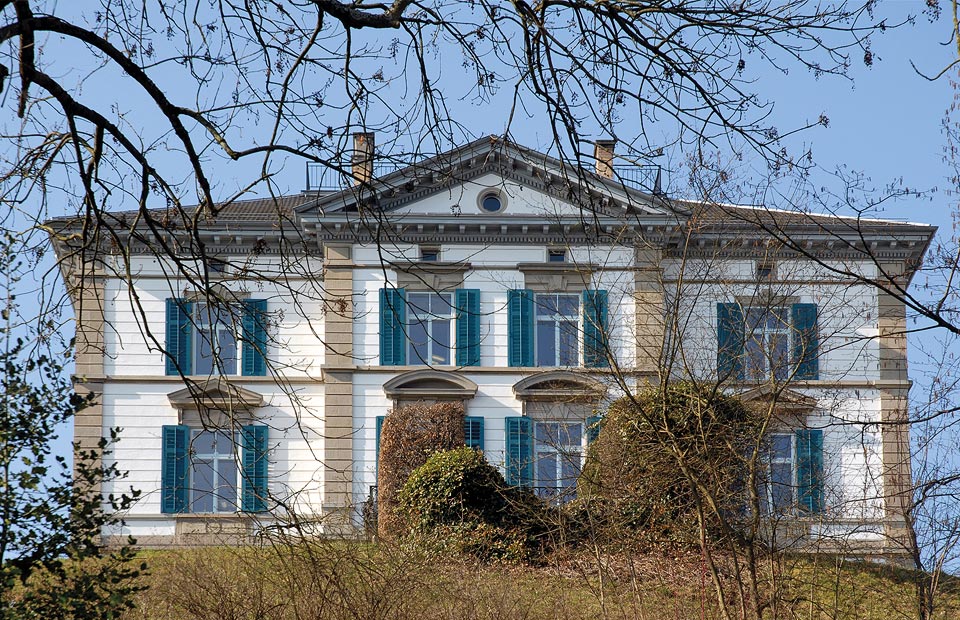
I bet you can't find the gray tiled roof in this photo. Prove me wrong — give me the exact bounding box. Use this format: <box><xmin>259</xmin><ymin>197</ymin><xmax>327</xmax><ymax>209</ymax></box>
<box><xmin>47</xmin><ymin>193</ymin><xmax>321</xmax><ymax>229</ymax></box>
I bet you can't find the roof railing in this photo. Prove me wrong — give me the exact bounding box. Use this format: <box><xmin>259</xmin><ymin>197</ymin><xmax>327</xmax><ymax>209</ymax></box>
<box><xmin>305</xmin><ymin>161</ymin><xmax>666</xmax><ymax>194</ymax></box>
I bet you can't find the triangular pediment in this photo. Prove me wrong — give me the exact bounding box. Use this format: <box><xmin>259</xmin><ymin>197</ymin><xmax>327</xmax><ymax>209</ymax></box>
<box><xmin>738</xmin><ymin>385</ymin><xmax>817</xmax><ymax>411</ymax></box>
<box><xmin>297</xmin><ymin>136</ymin><xmax>684</xmax><ymax>222</ymax></box>
<box><xmin>168</xmin><ymin>378</ymin><xmax>264</xmax><ymax>410</ymax></box>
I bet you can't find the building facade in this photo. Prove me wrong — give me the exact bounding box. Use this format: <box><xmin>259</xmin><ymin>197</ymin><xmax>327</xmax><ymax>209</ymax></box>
<box><xmin>50</xmin><ymin>136</ymin><xmax>935</xmax><ymax>554</ymax></box>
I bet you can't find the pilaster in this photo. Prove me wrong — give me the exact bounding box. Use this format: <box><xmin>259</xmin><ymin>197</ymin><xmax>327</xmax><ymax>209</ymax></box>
<box><xmin>635</xmin><ymin>248</ymin><xmax>664</xmax><ymax>376</ymax></box>
<box><xmin>72</xmin><ymin>271</ymin><xmax>106</xmax><ymax>498</ymax></box>
<box><xmin>876</xmin><ymin>264</ymin><xmax>913</xmax><ymax>556</ymax></box>
<box><xmin>321</xmin><ymin>244</ymin><xmax>356</xmax><ymax>532</ymax></box>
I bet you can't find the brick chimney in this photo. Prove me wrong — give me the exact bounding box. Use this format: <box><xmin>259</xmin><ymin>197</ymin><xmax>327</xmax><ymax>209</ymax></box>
<box><xmin>594</xmin><ymin>139</ymin><xmax>616</xmax><ymax>179</ymax></box>
<box><xmin>351</xmin><ymin>132</ymin><xmax>375</xmax><ymax>185</ymax></box>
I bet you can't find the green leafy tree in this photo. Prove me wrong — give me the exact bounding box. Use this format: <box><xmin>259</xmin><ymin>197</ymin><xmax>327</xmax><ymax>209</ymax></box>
<box><xmin>0</xmin><ymin>232</ymin><xmax>143</xmax><ymax>619</ymax></box>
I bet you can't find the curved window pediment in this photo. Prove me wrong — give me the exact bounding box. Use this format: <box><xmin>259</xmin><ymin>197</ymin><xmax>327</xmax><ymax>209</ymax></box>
<box><xmin>512</xmin><ymin>371</ymin><xmax>605</xmax><ymax>402</ymax></box>
<box><xmin>382</xmin><ymin>369</ymin><xmax>479</xmax><ymax>401</ymax></box>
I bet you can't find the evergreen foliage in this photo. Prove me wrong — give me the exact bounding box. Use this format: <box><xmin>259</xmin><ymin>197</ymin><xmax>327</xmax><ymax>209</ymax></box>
<box><xmin>0</xmin><ymin>233</ymin><xmax>144</xmax><ymax>619</ymax></box>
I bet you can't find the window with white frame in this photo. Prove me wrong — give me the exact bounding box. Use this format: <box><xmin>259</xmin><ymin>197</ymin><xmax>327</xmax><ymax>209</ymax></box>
<box><xmin>744</xmin><ymin>307</ymin><xmax>790</xmax><ymax>381</ymax></box>
<box><xmin>189</xmin><ymin>429</ymin><xmax>239</xmax><ymax>513</ymax></box>
<box><xmin>194</xmin><ymin>303</ymin><xmax>239</xmax><ymax>376</ymax></box>
<box><xmin>406</xmin><ymin>292</ymin><xmax>454</xmax><ymax>365</ymax></box>
<box><xmin>535</xmin><ymin>293</ymin><xmax>579</xmax><ymax>366</ymax></box>
<box><xmin>533</xmin><ymin>420</ymin><xmax>583</xmax><ymax>502</ymax></box>
<box><xmin>763</xmin><ymin>433</ymin><xmax>795</xmax><ymax>514</ymax></box>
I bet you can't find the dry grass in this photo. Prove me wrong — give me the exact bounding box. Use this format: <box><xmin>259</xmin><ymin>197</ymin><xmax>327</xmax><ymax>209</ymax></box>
<box><xmin>120</xmin><ymin>543</ymin><xmax>960</xmax><ymax>620</ymax></box>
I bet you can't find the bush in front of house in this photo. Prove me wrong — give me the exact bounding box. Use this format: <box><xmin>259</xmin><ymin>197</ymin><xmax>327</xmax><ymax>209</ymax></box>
<box><xmin>579</xmin><ymin>382</ymin><xmax>761</xmax><ymax>547</ymax></box>
<box><xmin>377</xmin><ymin>401</ymin><xmax>466</xmax><ymax>538</ymax></box>
<box><xmin>397</xmin><ymin>447</ymin><xmax>551</xmax><ymax>563</ymax></box>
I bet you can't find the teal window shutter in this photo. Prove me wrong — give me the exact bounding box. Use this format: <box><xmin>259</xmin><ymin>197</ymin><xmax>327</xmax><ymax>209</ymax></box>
<box><xmin>375</xmin><ymin>416</ymin><xmax>385</xmax><ymax>475</ymax></box>
<box><xmin>241</xmin><ymin>425</ymin><xmax>269</xmax><ymax>512</ymax></box>
<box><xmin>505</xmin><ymin>416</ymin><xmax>533</xmax><ymax>487</ymax></box>
<box><xmin>379</xmin><ymin>288</ymin><xmax>407</xmax><ymax>365</ymax></box>
<box><xmin>456</xmin><ymin>289</ymin><xmax>482</xmax><ymax>366</ymax></box>
<box><xmin>241</xmin><ymin>299</ymin><xmax>268</xmax><ymax>376</ymax></box>
<box><xmin>161</xmin><ymin>425</ymin><xmax>189</xmax><ymax>513</ymax></box>
<box><xmin>792</xmin><ymin>303</ymin><xmax>819</xmax><ymax>380</ymax></box>
<box><xmin>796</xmin><ymin>429</ymin><xmax>824</xmax><ymax>514</ymax></box>
<box><xmin>464</xmin><ymin>416</ymin><xmax>484</xmax><ymax>450</ymax></box>
<box><xmin>375</xmin><ymin>416</ymin><xmax>385</xmax><ymax>457</ymax></box>
<box><xmin>507</xmin><ymin>290</ymin><xmax>534</xmax><ymax>367</ymax></box>
<box><xmin>165</xmin><ymin>299</ymin><xmax>193</xmax><ymax>376</ymax></box>
<box><xmin>717</xmin><ymin>303</ymin><xmax>744</xmax><ymax>381</ymax></box>
<box><xmin>586</xmin><ymin>415</ymin><xmax>603</xmax><ymax>444</ymax></box>
<box><xmin>583</xmin><ymin>290</ymin><xmax>609</xmax><ymax>368</ymax></box>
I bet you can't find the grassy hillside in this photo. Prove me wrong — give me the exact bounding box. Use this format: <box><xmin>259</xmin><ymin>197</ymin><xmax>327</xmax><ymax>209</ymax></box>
<box><xmin>117</xmin><ymin>544</ymin><xmax>960</xmax><ymax>620</ymax></box>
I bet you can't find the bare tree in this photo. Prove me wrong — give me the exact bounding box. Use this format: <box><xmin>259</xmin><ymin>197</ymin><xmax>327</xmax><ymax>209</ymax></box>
<box><xmin>4</xmin><ymin>2</ymin><xmax>947</xmax><ymax>616</ymax></box>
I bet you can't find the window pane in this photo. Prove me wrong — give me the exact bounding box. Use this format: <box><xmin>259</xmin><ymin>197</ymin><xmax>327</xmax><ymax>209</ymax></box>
<box><xmin>408</xmin><ymin>321</ymin><xmax>429</xmax><ymax>365</ymax></box>
<box><xmin>191</xmin><ymin>459</ymin><xmax>215</xmax><ymax>513</ymax></box>
<box><xmin>560</xmin><ymin>453</ymin><xmax>581</xmax><ymax>490</ymax></box>
<box><xmin>407</xmin><ymin>293</ymin><xmax>429</xmax><ymax>313</ymax></box>
<box><xmin>745</xmin><ymin>338</ymin><xmax>766</xmax><ymax>379</ymax></box>
<box><xmin>559</xmin><ymin>321</ymin><xmax>578</xmax><ymax>366</ymax></box>
<box><xmin>535</xmin><ymin>422</ymin><xmax>558</xmax><ymax>444</ymax></box>
<box><xmin>770</xmin><ymin>333</ymin><xmax>789</xmax><ymax>381</ymax></box>
<box><xmin>771</xmin><ymin>463</ymin><xmax>793</xmax><ymax>511</ymax></box>
<box><xmin>557</xmin><ymin>295</ymin><xmax>578</xmax><ymax>317</ymax></box>
<box><xmin>766</xmin><ymin>308</ymin><xmax>787</xmax><ymax>330</ymax></box>
<box><xmin>537</xmin><ymin>294</ymin><xmax>558</xmax><ymax>316</ymax></box>
<box><xmin>196</xmin><ymin>328</ymin><xmax>215</xmax><ymax>375</ymax></box>
<box><xmin>218</xmin><ymin>326</ymin><xmax>238</xmax><ymax>375</ymax></box>
<box><xmin>431</xmin><ymin>318</ymin><xmax>451</xmax><ymax>365</ymax></box>
<box><xmin>562</xmin><ymin>423</ymin><xmax>582</xmax><ymax>446</ymax></box>
<box><xmin>537</xmin><ymin>452</ymin><xmax>557</xmax><ymax>495</ymax></box>
<box><xmin>216</xmin><ymin>458</ymin><xmax>238</xmax><ymax>512</ymax></box>
<box><xmin>193</xmin><ymin>430</ymin><xmax>215</xmax><ymax>455</ymax></box>
<box><xmin>431</xmin><ymin>293</ymin><xmax>452</xmax><ymax>315</ymax></box>
<box><xmin>213</xmin><ymin>430</ymin><xmax>233</xmax><ymax>454</ymax></box>
<box><xmin>771</xmin><ymin>435</ymin><xmax>792</xmax><ymax>459</ymax></box>
<box><xmin>746</xmin><ymin>308</ymin><xmax>765</xmax><ymax>332</ymax></box>
<box><xmin>536</xmin><ymin>321</ymin><xmax>556</xmax><ymax>366</ymax></box>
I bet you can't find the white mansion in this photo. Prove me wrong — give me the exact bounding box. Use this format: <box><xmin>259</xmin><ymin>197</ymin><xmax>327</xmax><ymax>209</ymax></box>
<box><xmin>49</xmin><ymin>135</ymin><xmax>935</xmax><ymax>555</ymax></box>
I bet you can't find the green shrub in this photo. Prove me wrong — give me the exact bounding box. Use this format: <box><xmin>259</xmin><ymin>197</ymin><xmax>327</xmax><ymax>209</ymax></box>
<box><xmin>399</xmin><ymin>447</ymin><xmax>509</xmax><ymax>528</ymax></box>
<box><xmin>398</xmin><ymin>447</ymin><xmax>551</xmax><ymax>562</ymax></box>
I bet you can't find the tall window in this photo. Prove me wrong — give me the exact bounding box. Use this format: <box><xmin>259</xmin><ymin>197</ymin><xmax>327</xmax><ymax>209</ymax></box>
<box><xmin>407</xmin><ymin>292</ymin><xmax>454</xmax><ymax>365</ymax></box>
<box><xmin>189</xmin><ymin>429</ymin><xmax>238</xmax><ymax>513</ymax></box>
<box><xmin>764</xmin><ymin>433</ymin><xmax>795</xmax><ymax>514</ymax></box>
<box><xmin>194</xmin><ymin>303</ymin><xmax>238</xmax><ymax>375</ymax></box>
<box><xmin>744</xmin><ymin>307</ymin><xmax>790</xmax><ymax>381</ymax></box>
<box><xmin>535</xmin><ymin>294</ymin><xmax>579</xmax><ymax>366</ymax></box>
<box><xmin>533</xmin><ymin>421</ymin><xmax>582</xmax><ymax>502</ymax></box>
